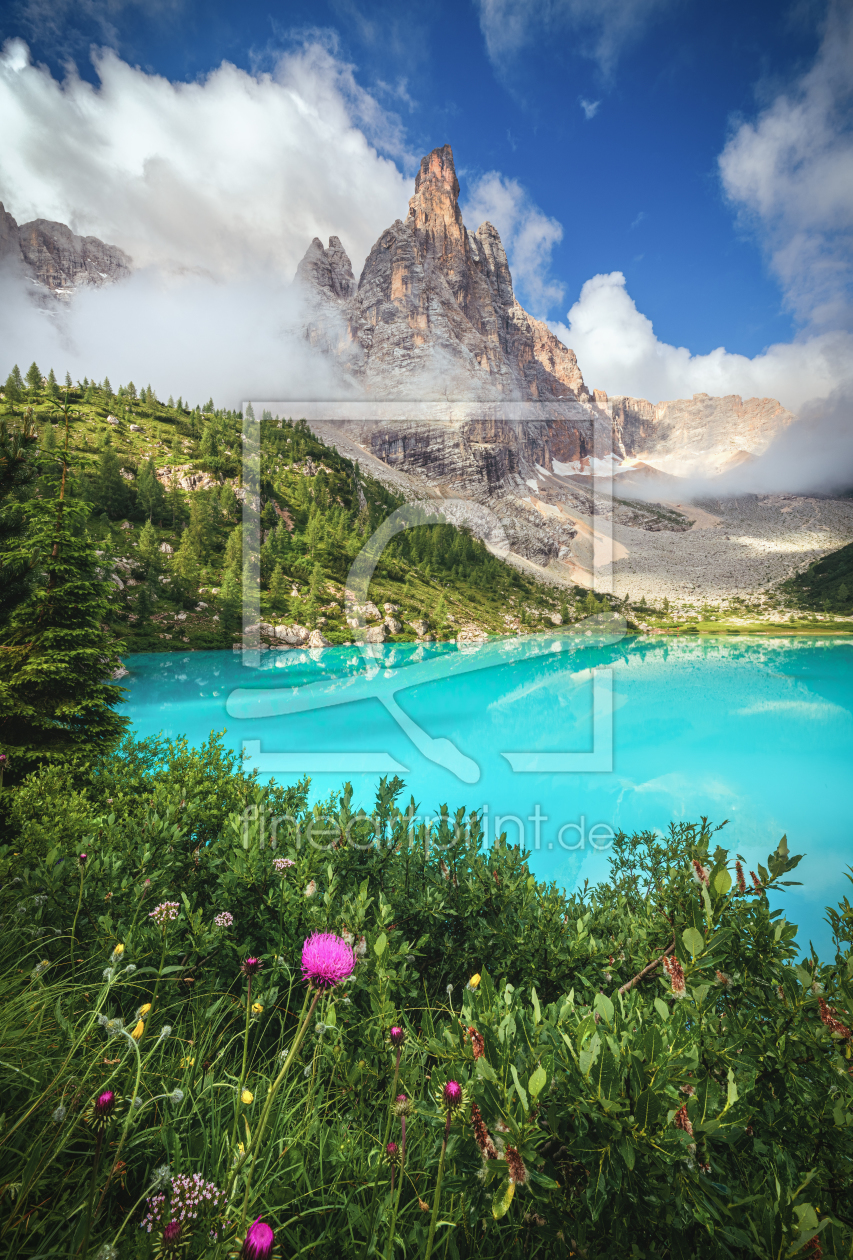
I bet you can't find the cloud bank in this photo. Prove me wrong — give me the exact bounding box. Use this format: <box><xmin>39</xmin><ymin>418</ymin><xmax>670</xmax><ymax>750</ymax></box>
<box><xmin>718</xmin><ymin>0</ymin><xmax>853</xmax><ymax>332</ymax></box>
<box><xmin>0</xmin><ymin>36</ymin><xmax>411</xmax><ymax>280</ymax></box>
<box><xmin>550</xmin><ymin>271</ymin><xmax>853</xmax><ymax>411</ymax></box>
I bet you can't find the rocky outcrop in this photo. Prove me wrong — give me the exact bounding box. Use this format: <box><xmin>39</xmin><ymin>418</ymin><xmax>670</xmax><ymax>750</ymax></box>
<box><xmin>0</xmin><ymin>201</ymin><xmax>131</xmax><ymax>298</ymax></box>
<box><xmin>605</xmin><ymin>391</ymin><xmax>796</xmax><ymax>475</ymax></box>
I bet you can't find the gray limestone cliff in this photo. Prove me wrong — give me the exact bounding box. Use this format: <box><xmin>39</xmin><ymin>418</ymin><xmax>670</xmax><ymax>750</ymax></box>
<box><xmin>0</xmin><ymin>201</ymin><xmax>131</xmax><ymax>297</ymax></box>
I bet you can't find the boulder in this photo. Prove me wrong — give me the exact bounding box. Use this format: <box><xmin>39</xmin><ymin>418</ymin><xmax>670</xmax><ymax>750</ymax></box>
<box><xmin>364</xmin><ymin>623</ymin><xmax>388</xmax><ymax>644</ymax></box>
<box><xmin>159</xmin><ymin>542</ymin><xmax>173</xmax><ymax>554</ymax></box>
<box><xmin>119</xmin><ymin>520</ymin><xmax>133</xmax><ymax>530</ymax></box>
<box><xmin>384</xmin><ymin>617</ymin><xmax>402</xmax><ymax>634</ymax></box>
<box><xmin>308</xmin><ymin>629</ymin><xmax>332</xmax><ymax>648</ymax></box>
<box><xmin>409</xmin><ymin>619</ymin><xmax>430</xmax><ymax>637</ymax></box>
<box><xmin>129</xmin><ymin>423</ymin><xmax>142</xmax><ymax>432</ymax></box>
<box><xmin>107</xmin><ymin>415</ymin><xmax>120</xmax><ymax>426</ymax></box>
<box><xmin>457</xmin><ymin>628</ymin><xmax>488</xmax><ymax>645</ymax></box>
<box><xmin>548</xmin><ymin>612</ymin><xmax>563</xmax><ymax>625</ymax></box>
<box><xmin>383</xmin><ymin>602</ymin><xmax>399</xmax><ymax>614</ymax></box>
<box><xmin>275</xmin><ymin>623</ymin><xmax>310</xmax><ymax>645</ymax></box>
<box><xmin>350</xmin><ymin>601</ymin><xmax>382</xmax><ymax>621</ymax></box>
<box><xmin>346</xmin><ymin>616</ymin><xmax>361</xmax><ymax>630</ymax></box>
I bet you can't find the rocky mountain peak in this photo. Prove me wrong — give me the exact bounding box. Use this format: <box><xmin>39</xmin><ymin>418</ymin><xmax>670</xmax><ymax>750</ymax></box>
<box><xmin>295</xmin><ymin>235</ymin><xmax>355</xmax><ymax>301</ymax></box>
<box><xmin>0</xmin><ymin>201</ymin><xmax>131</xmax><ymax>298</ymax></box>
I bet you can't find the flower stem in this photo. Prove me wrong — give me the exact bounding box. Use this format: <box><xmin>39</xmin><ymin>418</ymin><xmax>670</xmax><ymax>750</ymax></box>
<box><xmin>384</xmin><ymin>1114</ymin><xmax>406</xmax><ymax>1260</ymax></box>
<box><xmin>363</xmin><ymin>1044</ymin><xmax>403</xmax><ymax>1258</ymax></box>
<box><xmin>234</xmin><ymin>987</ymin><xmax>319</xmax><ymax>1225</ymax></box>
<box><xmin>69</xmin><ymin>867</ymin><xmax>85</xmax><ymax>979</ymax></box>
<box><xmin>229</xmin><ymin>975</ymin><xmax>253</xmax><ymax>1154</ymax></box>
<box><xmin>424</xmin><ymin>1117</ymin><xmax>450</xmax><ymax>1260</ymax></box>
<box><xmin>78</xmin><ymin>1129</ymin><xmax>104</xmax><ymax>1260</ymax></box>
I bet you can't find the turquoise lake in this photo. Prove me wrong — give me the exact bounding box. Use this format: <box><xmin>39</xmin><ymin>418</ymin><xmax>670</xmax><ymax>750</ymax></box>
<box><xmin>123</xmin><ymin>633</ymin><xmax>853</xmax><ymax>961</ymax></box>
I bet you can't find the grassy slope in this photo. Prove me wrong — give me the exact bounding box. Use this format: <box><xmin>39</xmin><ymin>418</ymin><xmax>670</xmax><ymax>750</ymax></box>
<box><xmin>2</xmin><ymin>380</ymin><xmax>616</xmax><ymax>654</ymax></box>
<box><xmin>780</xmin><ymin>540</ymin><xmax>853</xmax><ymax>613</ymax></box>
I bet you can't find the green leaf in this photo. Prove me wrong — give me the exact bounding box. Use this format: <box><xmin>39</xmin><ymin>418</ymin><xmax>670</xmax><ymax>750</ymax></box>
<box><xmin>701</xmin><ymin>883</ymin><xmax>714</xmax><ymax>928</ymax></box>
<box><xmin>594</xmin><ymin>992</ymin><xmax>614</xmax><ymax>1026</ymax></box>
<box><xmin>528</xmin><ymin>1065</ymin><xmax>547</xmax><ymax>1098</ymax></box>
<box><xmin>725</xmin><ymin>1068</ymin><xmax>738</xmax><ymax>1110</ymax></box>
<box><xmin>617</xmin><ymin>1137</ymin><xmax>636</xmax><ymax>1170</ymax></box>
<box><xmin>682</xmin><ymin>927</ymin><xmax>704</xmax><ymax>959</ymax></box>
<box><xmin>373</xmin><ymin>932</ymin><xmax>387</xmax><ymax>958</ymax></box>
<box><xmin>492</xmin><ymin>1178</ymin><xmax>515</xmax><ymax>1219</ymax></box>
<box><xmin>510</xmin><ymin>1064</ymin><xmax>529</xmax><ymax>1112</ymax></box>
<box><xmin>324</xmin><ymin>1003</ymin><xmax>336</xmax><ymax>1028</ymax></box>
<box><xmin>713</xmin><ymin>867</ymin><xmax>732</xmax><ymax>895</ymax></box>
<box><xmin>633</xmin><ymin>1089</ymin><xmax>663</xmax><ymax>1131</ymax></box>
<box><xmin>531</xmin><ymin>986</ymin><xmax>541</xmax><ymax>1024</ymax></box>
<box><xmin>475</xmin><ymin>1055</ymin><xmax>497</xmax><ymax>1084</ymax></box>
<box><xmin>654</xmin><ymin>997</ymin><xmax>670</xmax><ymax>1022</ymax></box>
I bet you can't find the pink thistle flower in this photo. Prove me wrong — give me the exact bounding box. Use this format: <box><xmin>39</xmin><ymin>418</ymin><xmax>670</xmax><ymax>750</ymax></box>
<box><xmin>161</xmin><ymin>1221</ymin><xmax>183</xmax><ymax>1252</ymax></box>
<box><xmin>393</xmin><ymin>1093</ymin><xmax>413</xmax><ymax>1117</ymax></box>
<box><xmin>300</xmin><ymin>932</ymin><xmax>356</xmax><ymax>989</ymax></box>
<box><xmin>242</xmin><ymin>1217</ymin><xmax>275</xmax><ymax>1260</ymax></box>
<box><xmin>662</xmin><ymin>954</ymin><xmax>686</xmax><ymax>999</ymax></box>
<box><xmin>86</xmin><ymin>1088</ymin><xmax>118</xmax><ymax>1129</ymax></box>
<box><xmin>385</xmin><ymin>1141</ymin><xmax>400</xmax><ymax>1165</ymax></box>
<box><xmin>79</xmin><ymin>853</ymin><xmax>88</xmax><ymax>866</ymax></box>
<box><xmin>242</xmin><ymin>956</ymin><xmax>263</xmax><ymax>977</ymax></box>
<box><xmin>818</xmin><ymin>997</ymin><xmax>852</xmax><ymax>1039</ymax></box>
<box><xmin>442</xmin><ymin>1080</ymin><xmax>463</xmax><ymax>1111</ymax></box>
<box><xmin>673</xmin><ymin>1102</ymin><xmax>694</xmax><ymax>1137</ymax></box>
<box><xmin>691</xmin><ymin>859</ymin><xmax>710</xmax><ymax>887</ymax></box>
<box><xmin>735</xmin><ymin>861</ymin><xmax>746</xmax><ymax>894</ymax></box>
<box><xmin>389</xmin><ymin>1026</ymin><xmax>405</xmax><ymax>1047</ymax></box>
<box><xmin>506</xmin><ymin>1146</ymin><xmax>529</xmax><ymax>1185</ymax></box>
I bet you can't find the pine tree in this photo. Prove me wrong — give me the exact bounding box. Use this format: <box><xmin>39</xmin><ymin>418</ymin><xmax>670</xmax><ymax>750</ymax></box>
<box><xmin>167</xmin><ymin>471</ymin><xmax>183</xmax><ymax>528</ymax></box>
<box><xmin>102</xmin><ymin>376</ymin><xmax>112</xmax><ymax>396</ymax></box>
<box><xmin>64</xmin><ymin>371</ymin><xmax>73</xmax><ymax>390</ymax></box>
<box><xmin>47</xmin><ymin>368</ymin><xmax>59</xmax><ymax>399</ymax></box>
<box><xmin>26</xmin><ymin>361</ymin><xmax>42</xmax><ymax>393</ymax></box>
<box><xmin>0</xmin><ymin>414</ymin><xmax>39</xmax><ymax>635</ymax></box>
<box><xmin>126</xmin><ymin>381</ymin><xmax>137</xmax><ymax>400</ymax></box>
<box><xmin>94</xmin><ymin>443</ymin><xmax>127</xmax><ymax>519</ymax></box>
<box><xmin>137</xmin><ymin>519</ymin><xmax>160</xmax><ymax>569</ymax></box>
<box><xmin>172</xmin><ymin>530</ymin><xmax>201</xmax><ymax>586</ymax></box>
<box><xmin>223</xmin><ymin>524</ymin><xmax>243</xmax><ymax>581</ymax></box>
<box><xmin>4</xmin><ymin>370</ymin><xmax>21</xmax><ymax>404</ymax></box>
<box><xmin>42</xmin><ymin>423</ymin><xmax>57</xmax><ymax>454</ymax></box>
<box><xmin>137</xmin><ymin>456</ymin><xmax>165</xmax><ymax>522</ymax></box>
<box><xmin>434</xmin><ymin>594</ymin><xmax>448</xmax><ymax>629</ymax></box>
<box><xmin>0</xmin><ymin>494</ymin><xmax>128</xmax><ymax>781</ymax></box>
<box><xmin>219</xmin><ymin>567</ymin><xmax>242</xmax><ymax>633</ymax></box>
<box><xmin>269</xmin><ymin>562</ymin><xmax>288</xmax><ymax>610</ymax></box>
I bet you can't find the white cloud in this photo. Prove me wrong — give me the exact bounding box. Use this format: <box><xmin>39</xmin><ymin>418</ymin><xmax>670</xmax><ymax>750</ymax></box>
<box><xmin>718</xmin><ymin>0</ymin><xmax>853</xmax><ymax>331</ymax></box>
<box><xmin>550</xmin><ymin>270</ymin><xmax>853</xmax><ymax>409</ymax></box>
<box><xmin>475</xmin><ymin>0</ymin><xmax>675</xmax><ymax>78</ymax></box>
<box><xmin>0</xmin><ymin>37</ymin><xmax>411</xmax><ymax>280</ymax></box>
<box><xmin>579</xmin><ymin>97</ymin><xmax>600</xmax><ymax>119</ymax></box>
<box><xmin>461</xmin><ymin>170</ymin><xmax>564</xmax><ymax>316</ymax></box>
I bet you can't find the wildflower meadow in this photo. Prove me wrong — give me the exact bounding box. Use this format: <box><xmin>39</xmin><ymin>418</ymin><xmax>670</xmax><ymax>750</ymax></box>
<box><xmin>0</xmin><ymin>732</ymin><xmax>851</xmax><ymax>1258</ymax></box>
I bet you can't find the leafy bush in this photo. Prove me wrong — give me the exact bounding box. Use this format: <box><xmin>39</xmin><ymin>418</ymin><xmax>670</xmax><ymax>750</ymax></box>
<box><xmin>0</xmin><ymin>747</ymin><xmax>851</xmax><ymax>1258</ymax></box>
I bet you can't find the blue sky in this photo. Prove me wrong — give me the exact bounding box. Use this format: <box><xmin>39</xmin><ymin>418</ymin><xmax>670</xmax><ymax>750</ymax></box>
<box><xmin>0</xmin><ymin>0</ymin><xmax>850</xmax><ymax>407</ymax></box>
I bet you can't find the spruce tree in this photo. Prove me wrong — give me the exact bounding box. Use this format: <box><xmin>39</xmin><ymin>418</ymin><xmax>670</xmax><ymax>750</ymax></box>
<box><xmin>0</xmin><ymin>494</ymin><xmax>128</xmax><ymax>783</ymax></box>
<box><xmin>4</xmin><ymin>370</ymin><xmax>21</xmax><ymax>405</ymax></box>
<box><xmin>26</xmin><ymin>361</ymin><xmax>41</xmax><ymax>393</ymax></box>
<box><xmin>137</xmin><ymin>457</ymin><xmax>165</xmax><ymax>523</ymax></box>
<box><xmin>172</xmin><ymin>530</ymin><xmax>201</xmax><ymax>586</ymax></box>
<box><xmin>47</xmin><ymin>368</ymin><xmax>59</xmax><ymax>399</ymax></box>
<box><xmin>137</xmin><ymin>519</ymin><xmax>160</xmax><ymax>569</ymax></box>
<box><xmin>219</xmin><ymin>567</ymin><xmax>242</xmax><ymax>633</ymax></box>
<box><xmin>94</xmin><ymin>442</ymin><xmax>127</xmax><ymax>519</ymax></box>
<box><xmin>0</xmin><ymin>414</ymin><xmax>39</xmax><ymax>635</ymax></box>
<box><xmin>64</xmin><ymin>371</ymin><xmax>73</xmax><ymax>389</ymax></box>
<box><xmin>269</xmin><ymin>562</ymin><xmax>288</xmax><ymax>611</ymax></box>
<box><xmin>103</xmin><ymin>376</ymin><xmax>112</xmax><ymax>396</ymax></box>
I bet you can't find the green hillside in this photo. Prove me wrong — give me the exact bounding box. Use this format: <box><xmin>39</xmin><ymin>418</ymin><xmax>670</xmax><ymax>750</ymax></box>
<box><xmin>780</xmin><ymin>541</ymin><xmax>853</xmax><ymax>613</ymax></box>
<box><xmin>1</xmin><ymin>362</ymin><xmax>613</xmax><ymax>653</ymax></box>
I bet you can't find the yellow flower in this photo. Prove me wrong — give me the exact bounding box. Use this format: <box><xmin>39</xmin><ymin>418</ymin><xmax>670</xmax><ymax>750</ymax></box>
<box><xmin>251</xmin><ymin>1002</ymin><xmax>264</xmax><ymax>1015</ymax></box>
<box><xmin>241</xmin><ymin>1089</ymin><xmax>254</xmax><ymax>1105</ymax></box>
<box><xmin>131</xmin><ymin>1020</ymin><xmax>145</xmax><ymax>1041</ymax></box>
<box><xmin>136</xmin><ymin>1003</ymin><xmax>152</xmax><ymax>1019</ymax></box>
<box><xmin>468</xmin><ymin>973</ymin><xmax>481</xmax><ymax>989</ymax></box>
<box><xmin>180</xmin><ymin>1056</ymin><xmax>195</xmax><ymax>1069</ymax></box>
<box><xmin>111</xmin><ymin>943</ymin><xmax>125</xmax><ymax>958</ymax></box>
